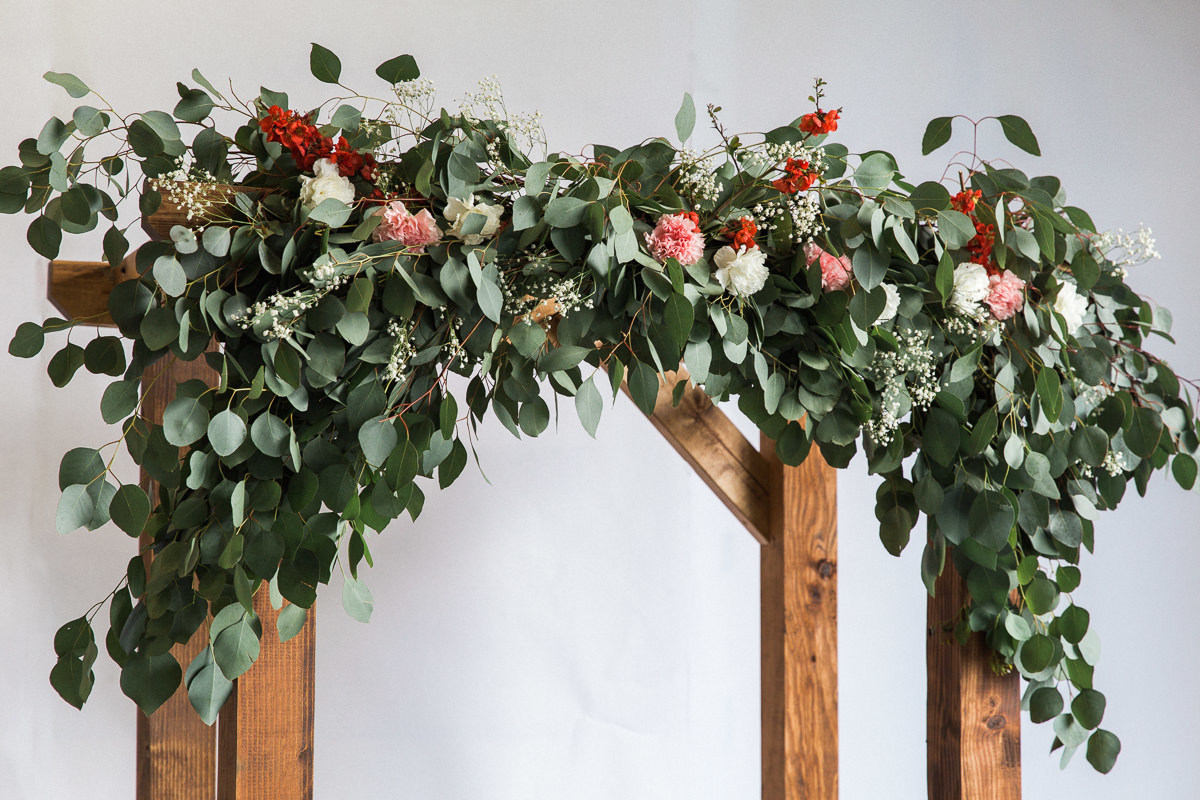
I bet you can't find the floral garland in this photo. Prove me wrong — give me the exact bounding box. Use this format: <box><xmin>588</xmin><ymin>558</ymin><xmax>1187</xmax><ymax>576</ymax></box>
<box><xmin>5</xmin><ymin>46</ymin><xmax>1196</xmax><ymax>774</ymax></box>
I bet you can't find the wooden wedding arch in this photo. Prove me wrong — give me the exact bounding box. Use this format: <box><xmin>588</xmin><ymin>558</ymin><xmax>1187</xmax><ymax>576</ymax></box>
<box><xmin>48</xmin><ymin>204</ymin><xmax>1021</xmax><ymax>798</ymax></box>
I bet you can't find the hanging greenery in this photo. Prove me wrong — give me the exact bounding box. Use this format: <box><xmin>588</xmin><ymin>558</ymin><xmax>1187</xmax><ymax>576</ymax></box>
<box><xmin>4</xmin><ymin>45</ymin><xmax>1196</xmax><ymax>773</ymax></box>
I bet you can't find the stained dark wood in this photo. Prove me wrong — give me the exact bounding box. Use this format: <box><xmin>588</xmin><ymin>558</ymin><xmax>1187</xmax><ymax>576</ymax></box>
<box><xmin>927</xmin><ymin>553</ymin><xmax>1021</xmax><ymax>799</ymax></box>
<box><xmin>217</xmin><ymin>591</ymin><xmax>316</xmax><ymax>800</ymax></box>
<box><xmin>760</xmin><ymin>436</ymin><xmax>837</xmax><ymax>800</ymax></box>
<box><xmin>628</xmin><ymin>368</ymin><xmax>772</xmax><ymax>543</ymax></box>
<box><xmin>136</xmin><ymin>349</ymin><xmax>220</xmax><ymax>800</ymax></box>
<box><xmin>47</xmin><ymin>256</ymin><xmax>138</xmax><ymax>326</ymax></box>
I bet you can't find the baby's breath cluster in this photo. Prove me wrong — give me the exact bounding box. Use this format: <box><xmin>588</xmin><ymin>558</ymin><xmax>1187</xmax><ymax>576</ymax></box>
<box><xmin>865</xmin><ymin>330</ymin><xmax>939</xmax><ymax>445</ymax></box>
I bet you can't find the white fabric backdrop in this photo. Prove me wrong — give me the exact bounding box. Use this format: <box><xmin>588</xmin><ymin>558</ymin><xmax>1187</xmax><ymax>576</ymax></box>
<box><xmin>1</xmin><ymin>1</ymin><xmax>1197</xmax><ymax>798</ymax></box>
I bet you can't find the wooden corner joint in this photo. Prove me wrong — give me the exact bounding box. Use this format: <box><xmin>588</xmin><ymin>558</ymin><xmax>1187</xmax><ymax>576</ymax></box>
<box><xmin>47</xmin><ymin>252</ymin><xmax>139</xmax><ymax>326</ymax></box>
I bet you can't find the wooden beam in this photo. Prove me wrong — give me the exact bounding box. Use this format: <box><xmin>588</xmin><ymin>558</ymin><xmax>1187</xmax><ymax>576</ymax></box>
<box><xmin>628</xmin><ymin>369</ymin><xmax>772</xmax><ymax>543</ymax></box>
<box><xmin>136</xmin><ymin>350</ymin><xmax>220</xmax><ymax>800</ymax></box>
<box><xmin>217</xmin><ymin>591</ymin><xmax>316</xmax><ymax>799</ymax></box>
<box><xmin>760</xmin><ymin>435</ymin><xmax>838</xmax><ymax>800</ymax></box>
<box><xmin>927</xmin><ymin>557</ymin><xmax>1021</xmax><ymax>799</ymax></box>
<box><xmin>47</xmin><ymin>256</ymin><xmax>137</xmax><ymax>327</ymax></box>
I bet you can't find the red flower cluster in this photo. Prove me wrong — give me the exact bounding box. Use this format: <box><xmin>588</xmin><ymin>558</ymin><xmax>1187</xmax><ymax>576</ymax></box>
<box><xmin>726</xmin><ymin>216</ymin><xmax>758</xmax><ymax>250</ymax></box>
<box><xmin>259</xmin><ymin>105</ymin><xmax>375</xmax><ymax>180</ymax></box>
<box><xmin>798</xmin><ymin>108</ymin><xmax>840</xmax><ymax>136</ymax></box>
<box><xmin>772</xmin><ymin>158</ymin><xmax>819</xmax><ymax>194</ymax></box>
<box><xmin>950</xmin><ymin>189</ymin><xmax>982</xmax><ymax>214</ymax></box>
<box><xmin>950</xmin><ymin>189</ymin><xmax>997</xmax><ymax>270</ymax></box>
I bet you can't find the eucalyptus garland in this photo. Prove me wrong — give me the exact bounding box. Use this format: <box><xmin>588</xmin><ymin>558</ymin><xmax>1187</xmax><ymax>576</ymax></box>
<box><xmin>5</xmin><ymin>46</ymin><xmax>1198</xmax><ymax>774</ymax></box>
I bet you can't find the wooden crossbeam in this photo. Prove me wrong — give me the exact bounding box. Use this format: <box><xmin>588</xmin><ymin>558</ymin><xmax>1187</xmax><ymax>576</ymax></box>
<box><xmin>626</xmin><ymin>368</ymin><xmax>772</xmax><ymax>543</ymax></box>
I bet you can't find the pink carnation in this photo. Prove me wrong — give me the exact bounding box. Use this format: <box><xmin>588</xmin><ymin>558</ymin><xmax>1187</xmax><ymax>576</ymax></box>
<box><xmin>986</xmin><ymin>270</ymin><xmax>1026</xmax><ymax>321</ymax></box>
<box><xmin>645</xmin><ymin>213</ymin><xmax>706</xmax><ymax>266</ymax></box>
<box><xmin>804</xmin><ymin>242</ymin><xmax>852</xmax><ymax>291</ymax></box>
<box><xmin>372</xmin><ymin>201</ymin><xmax>442</xmax><ymax>250</ymax></box>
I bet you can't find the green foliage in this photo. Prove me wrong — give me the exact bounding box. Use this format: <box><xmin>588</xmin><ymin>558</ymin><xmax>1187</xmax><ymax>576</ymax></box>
<box><xmin>8</xmin><ymin>52</ymin><xmax>1195</xmax><ymax>774</ymax></box>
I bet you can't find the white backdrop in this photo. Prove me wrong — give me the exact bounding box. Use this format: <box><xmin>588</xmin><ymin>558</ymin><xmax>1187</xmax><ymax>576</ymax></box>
<box><xmin>1</xmin><ymin>1</ymin><xmax>1198</xmax><ymax>798</ymax></box>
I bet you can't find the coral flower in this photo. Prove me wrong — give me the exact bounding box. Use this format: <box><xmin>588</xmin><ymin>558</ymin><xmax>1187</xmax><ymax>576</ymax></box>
<box><xmin>799</xmin><ymin>108</ymin><xmax>840</xmax><ymax>136</ymax></box>
<box><xmin>726</xmin><ymin>216</ymin><xmax>758</xmax><ymax>251</ymax></box>
<box><xmin>645</xmin><ymin>212</ymin><xmax>706</xmax><ymax>266</ymax></box>
<box><xmin>985</xmin><ymin>270</ymin><xmax>1026</xmax><ymax>321</ymax></box>
<box><xmin>804</xmin><ymin>242</ymin><xmax>852</xmax><ymax>291</ymax></box>
<box><xmin>372</xmin><ymin>200</ymin><xmax>442</xmax><ymax>250</ymax></box>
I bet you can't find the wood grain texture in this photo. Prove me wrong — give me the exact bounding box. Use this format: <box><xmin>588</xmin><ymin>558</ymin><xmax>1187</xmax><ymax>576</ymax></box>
<box><xmin>136</xmin><ymin>348</ymin><xmax>219</xmax><ymax>800</ymax></box>
<box><xmin>627</xmin><ymin>368</ymin><xmax>772</xmax><ymax>543</ymax></box>
<box><xmin>927</xmin><ymin>558</ymin><xmax>1021</xmax><ymax>800</ymax></box>
<box><xmin>47</xmin><ymin>256</ymin><xmax>138</xmax><ymax>326</ymax></box>
<box><xmin>217</xmin><ymin>590</ymin><xmax>315</xmax><ymax>800</ymax></box>
<box><xmin>760</xmin><ymin>435</ymin><xmax>838</xmax><ymax>800</ymax></box>
<box><xmin>142</xmin><ymin>183</ymin><xmax>265</xmax><ymax>240</ymax></box>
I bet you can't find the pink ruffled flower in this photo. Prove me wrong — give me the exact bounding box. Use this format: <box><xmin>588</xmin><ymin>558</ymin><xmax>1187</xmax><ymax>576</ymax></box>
<box><xmin>986</xmin><ymin>270</ymin><xmax>1026</xmax><ymax>321</ymax></box>
<box><xmin>645</xmin><ymin>212</ymin><xmax>706</xmax><ymax>266</ymax></box>
<box><xmin>372</xmin><ymin>201</ymin><xmax>442</xmax><ymax>250</ymax></box>
<box><xmin>804</xmin><ymin>242</ymin><xmax>852</xmax><ymax>291</ymax></box>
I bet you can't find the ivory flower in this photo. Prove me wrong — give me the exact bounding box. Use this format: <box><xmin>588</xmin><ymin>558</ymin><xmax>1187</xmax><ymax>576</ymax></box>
<box><xmin>299</xmin><ymin>158</ymin><xmax>355</xmax><ymax>209</ymax></box>
<box><xmin>713</xmin><ymin>245</ymin><xmax>769</xmax><ymax>297</ymax></box>
<box><xmin>444</xmin><ymin>195</ymin><xmax>503</xmax><ymax>245</ymax></box>
<box><xmin>949</xmin><ymin>263</ymin><xmax>990</xmax><ymax>314</ymax></box>
<box><xmin>1054</xmin><ymin>280</ymin><xmax>1089</xmax><ymax>334</ymax></box>
<box><xmin>875</xmin><ymin>283</ymin><xmax>901</xmax><ymax>325</ymax></box>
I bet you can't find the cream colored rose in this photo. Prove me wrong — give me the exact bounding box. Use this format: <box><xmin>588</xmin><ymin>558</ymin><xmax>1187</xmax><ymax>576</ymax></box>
<box><xmin>299</xmin><ymin>158</ymin><xmax>355</xmax><ymax>209</ymax></box>
<box><xmin>713</xmin><ymin>245</ymin><xmax>769</xmax><ymax>297</ymax></box>
<box><xmin>949</xmin><ymin>263</ymin><xmax>989</xmax><ymax>314</ymax></box>
<box><xmin>444</xmin><ymin>195</ymin><xmax>503</xmax><ymax>245</ymax></box>
<box><xmin>1053</xmin><ymin>280</ymin><xmax>1089</xmax><ymax>334</ymax></box>
<box><xmin>875</xmin><ymin>282</ymin><xmax>901</xmax><ymax>325</ymax></box>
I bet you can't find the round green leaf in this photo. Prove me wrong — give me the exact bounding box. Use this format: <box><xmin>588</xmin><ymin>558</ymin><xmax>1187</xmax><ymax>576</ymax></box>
<box><xmin>1018</xmin><ymin>633</ymin><xmax>1056</xmax><ymax>674</ymax></box>
<box><xmin>341</xmin><ymin>575</ymin><xmax>374</xmax><ymax>623</ymax></box>
<box><xmin>58</xmin><ymin>447</ymin><xmax>105</xmax><ymax>490</ymax></box>
<box><xmin>28</xmin><ymin>215</ymin><xmax>62</xmax><ymax>259</ymax></box>
<box><xmin>208</xmin><ymin>409</ymin><xmax>247</xmax><ymax>457</ymax></box>
<box><xmin>212</xmin><ymin>607</ymin><xmax>262</xmax><ymax>680</ymax></box>
<box><xmin>164</xmin><ymin>395</ymin><xmax>210</xmax><ymax>446</ymax></box>
<box><xmin>101</xmin><ymin>379</ymin><xmax>140</xmax><ymax>424</ymax></box>
<box><xmin>358</xmin><ymin>416</ymin><xmax>398</xmax><ymax>468</ymax></box>
<box><xmin>1125</xmin><ymin>406</ymin><xmax>1164</xmax><ymax>458</ymax></box>
<box><xmin>184</xmin><ymin>647</ymin><xmax>232</xmax><ymax>725</ymax></box>
<box><xmin>110</xmin><ymin>484</ymin><xmax>150</xmax><ymax>538</ymax></box>
<box><xmin>1072</xmin><ymin>689</ymin><xmax>1106</xmax><ymax>730</ymax></box>
<box><xmin>1029</xmin><ymin>686</ymin><xmax>1064</xmax><ymax>723</ymax></box>
<box><xmin>1025</xmin><ymin>576</ymin><xmax>1060</xmax><ymax>616</ymax></box>
<box><xmin>120</xmin><ymin>651</ymin><xmax>182</xmax><ymax>716</ymax></box>
<box><xmin>1085</xmin><ymin>729</ymin><xmax>1120</xmax><ymax>774</ymax></box>
<box><xmin>8</xmin><ymin>321</ymin><xmax>45</xmax><ymax>358</ymax></box>
<box><xmin>309</xmin><ymin>43</ymin><xmax>342</xmax><ymax>84</ymax></box>
<box><xmin>250</xmin><ymin>413</ymin><xmax>291</xmax><ymax>458</ymax></box>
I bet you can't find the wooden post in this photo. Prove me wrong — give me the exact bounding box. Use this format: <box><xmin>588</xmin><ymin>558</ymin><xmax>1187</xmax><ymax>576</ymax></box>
<box><xmin>760</xmin><ymin>437</ymin><xmax>838</xmax><ymax>800</ymax></box>
<box><xmin>217</xmin><ymin>592</ymin><xmax>316</xmax><ymax>799</ymax></box>
<box><xmin>136</xmin><ymin>350</ymin><xmax>219</xmax><ymax>800</ymax></box>
<box><xmin>48</xmin><ymin>258</ymin><xmax>316</xmax><ymax>799</ymax></box>
<box><xmin>927</xmin><ymin>560</ymin><xmax>1021</xmax><ymax>799</ymax></box>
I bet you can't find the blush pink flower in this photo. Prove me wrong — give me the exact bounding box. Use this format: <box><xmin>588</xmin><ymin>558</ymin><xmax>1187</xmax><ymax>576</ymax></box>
<box><xmin>645</xmin><ymin>212</ymin><xmax>706</xmax><ymax>266</ymax></box>
<box><xmin>986</xmin><ymin>270</ymin><xmax>1026</xmax><ymax>321</ymax></box>
<box><xmin>372</xmin><ymin>200</ymin><xmax>442</xmax><ymax>250</ymax></box>
<box><xmin>804</xmin><ymin>242</ymin><xmax>852</xmax><ymax>291</ymax></box>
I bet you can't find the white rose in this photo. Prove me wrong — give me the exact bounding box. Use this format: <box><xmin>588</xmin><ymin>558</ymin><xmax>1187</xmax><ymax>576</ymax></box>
<box><xmin>299</xmin><ymin>158</ymin><xmax>355</xmax><ymax>209</ymax></box>
<box><xmin>950</xmin><ymin>263</ymin><xmax>989</xmax><ymax>314</ymax></box>
<box><xmin>713</xmin><ymin>245</ymin><xmax>769</xmax><ymax>297</ymax></box>
<box><xmin>1053</xmin><ymin>280</ymin><xmax>1089</xmax><ymax>335</ymax></box>
<box><xmin>444</xmin><ymin>195</ymin><xmax>503</xmax><ymax>245</ymax></box>
<box><xmin>875</xmin><ymin>282</ymin><xmax>901</xmax><ymax>325</ymax></box>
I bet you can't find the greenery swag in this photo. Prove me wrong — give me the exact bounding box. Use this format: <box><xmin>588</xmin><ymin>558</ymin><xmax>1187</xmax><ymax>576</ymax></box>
<box><xmin>4</xmin><ymin>46</ymin><xmax>1197</xmax><ymax>774</ymax></box>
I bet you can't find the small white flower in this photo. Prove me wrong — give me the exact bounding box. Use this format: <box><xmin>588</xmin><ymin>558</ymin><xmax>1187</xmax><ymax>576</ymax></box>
<box><xmin>713</xmin><ymin>245</ymin><xmax>769</xmax><ymax>297</ymax></box>
<box><xmin>299</xmin><ymin>158</ymin><xmax>355</xmax><ymax>209</ymax></box>
<box><xmin>444</xmin><ymin>195</ymin><xmax>503</xmax><ymax>245</ymax></box>
<box><xmin>1053</xmin><ymin>279</ymin><xmax>1089</xmax><ymax>335</ymax></box>
<box><xmin>950</xmin><ymin>263</ymin><xmax>989</xmax><ymax>314</ymax></box>
<box><xmin>875</xmin><ymin>283</ymin><xmax>901</xmax><ymax>325</ymax></box>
